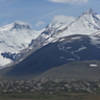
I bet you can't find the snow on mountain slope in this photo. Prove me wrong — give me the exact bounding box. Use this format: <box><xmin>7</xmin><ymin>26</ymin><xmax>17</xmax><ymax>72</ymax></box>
<box><xmin>55</xmin><ymin>9</ymin><xmax>100</xmax><ymax>38</ymax></box>
<box><xmin>50</xmin><ymin>15</ymin><xmax>75</xmax><ymax>30</ymax></box>
<box><xmin>0</xmin><ymin>51</ymin><xmax>12</xmax><ymax>67</ymax></box>
<box><xmin>0</xmin><ymin>21</ymin><xmax>41</xmax><ymax>67</ymax></box>
<box><xmin>35</xmin><ymin>15</ymin><xmax>76</xmax><ymax>46</ymax></box>
<box><xmin>1</xmin><ymin>9</ymin><xmax>100</xmax><ymax>68</ymax></box>
<box><xmin>96</xmin><ymin>14</ymin><xmax>100</xmax><ymax>20</ymax></box>
<box><xmin>38</xmin><ymin>9</ymin><xmax>100</xmax><ymax>45</ymax></box>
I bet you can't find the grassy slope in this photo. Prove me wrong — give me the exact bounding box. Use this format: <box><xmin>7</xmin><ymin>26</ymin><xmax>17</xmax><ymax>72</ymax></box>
<box><xmin>0</xmin><ymin>60</ymin><xmax>100</xmax><ymax>80</ymax></box>
<box><xmin>37</xmin><ymin>61</ymin><xmax>100</xmax><ymax>81</ymax></box>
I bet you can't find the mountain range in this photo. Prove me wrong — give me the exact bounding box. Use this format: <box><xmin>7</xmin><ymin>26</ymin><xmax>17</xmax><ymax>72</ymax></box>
<box><xmin>0</xmin><ymin>9</ymin><xmax>100</xmax><ymax>80</ymax></box>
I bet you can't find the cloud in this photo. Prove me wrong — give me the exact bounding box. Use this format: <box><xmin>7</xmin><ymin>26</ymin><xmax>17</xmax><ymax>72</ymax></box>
<box><xmin>48</xmin><ymin>0</ymin><xmax>88</xmax><ymax>4</ymax></box>
<box><xmin>52</xmin><ymin>15</ymin><xmax>75</xmax><ymax>26</ymax></box>
<box><xmin>36</xmin><ymin>21</ymin><xmax>46</xmax><ymax>27</ymax></box>
<box><xmin>52</xmin><ymin>15</ymin><xmax>75</xmax><ymax>23</ymax></box>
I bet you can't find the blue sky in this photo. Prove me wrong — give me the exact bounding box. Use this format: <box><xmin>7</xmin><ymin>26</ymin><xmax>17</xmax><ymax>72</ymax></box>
<box><xmin>0</xmin><ymin>0</ymin><xmax>100</xmax><ymax>30</ymax></box>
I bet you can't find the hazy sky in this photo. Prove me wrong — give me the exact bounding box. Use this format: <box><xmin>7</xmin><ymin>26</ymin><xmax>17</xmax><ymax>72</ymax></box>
<box><xmin>0</xmin><ymin>0</ymin><xmax>99</xmax><ymax>30</ymax></box>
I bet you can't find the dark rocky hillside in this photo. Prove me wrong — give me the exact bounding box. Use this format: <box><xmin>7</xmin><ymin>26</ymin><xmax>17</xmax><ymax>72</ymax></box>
<box><xmin>4</xmin><ymin>35</ymin><xmax>100</xmax><ymax>77</ymax></box>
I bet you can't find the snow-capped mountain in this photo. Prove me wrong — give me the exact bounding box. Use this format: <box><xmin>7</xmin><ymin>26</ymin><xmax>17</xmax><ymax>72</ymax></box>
<box><xmin>38</xmin><ymin>9</ymin><xmax>100</xmax><ymax>44</ymax></box>
<box><xmin>2</xmin><ymin>9</ymin><xmax>100</xmax><ymax>77</ymax></box>
<box><xmin>27</xmin><ymin>9</ymin><xmax>100</xmax><ymax>60</ymax></box>
<box><xmin>1</xmin><ymin>9</ymin><xmax>100</xmax><ymax>70</ymax></box>
<box><xmin>6</xmin><ymin>34</ymin><xmax>100</xmax><ymax>77</ymax></box>
<box><xmin>0</xmin><ymin>21</ymin><xmax>41</xmax><ymax>68</ymax></box>
<box><xmin>31</xmin><ymin>15</ymin><xmax>76</xmax><ymax>48</ymax></box>
<box><xmin>61</xmin><ymin>9</ymin><xmax>100</xmax><ymax>37</ymax></box>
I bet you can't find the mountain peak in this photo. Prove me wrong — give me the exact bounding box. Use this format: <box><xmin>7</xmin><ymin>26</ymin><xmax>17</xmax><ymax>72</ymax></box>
<box><xmin>0</xmin><ymin>21</ymin><xmax>32</xmax><ymax>32</ymax></box>
<box><xmin>83</xmin><ymin>8</ymin><xmax>96</xmax><ymax>15</ymax></box>
<box><xmin>12</xmin><ymin>21</ymin><xmax>31</xmax><ymax>30</ymax></box>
